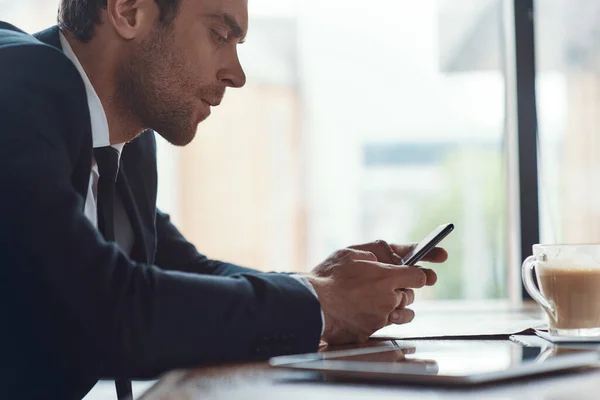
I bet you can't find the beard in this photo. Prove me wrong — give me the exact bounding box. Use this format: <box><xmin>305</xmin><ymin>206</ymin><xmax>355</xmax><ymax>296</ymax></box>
<box><xmin>115</xmin><ymin>24</ymin><xmax>215</xmax><ymax>146</ymax></box>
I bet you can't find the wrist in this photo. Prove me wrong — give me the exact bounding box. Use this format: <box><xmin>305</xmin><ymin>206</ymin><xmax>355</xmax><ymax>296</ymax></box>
<box><xmin>306</xmin><ymin>275</ymin><xmax>336</xmax><ymax>340</ymax></box>
<box><xmin>301</xmin><ymin>275</ymin><xmax>327</xmax><ymax>337</ymax></box>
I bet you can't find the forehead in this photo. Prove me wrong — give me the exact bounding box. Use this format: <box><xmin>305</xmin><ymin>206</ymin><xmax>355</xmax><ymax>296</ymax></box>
<box><xmin>180</xmin><ymin>0</ymin><xmax>249</xmax><ymax>27</ymax></box>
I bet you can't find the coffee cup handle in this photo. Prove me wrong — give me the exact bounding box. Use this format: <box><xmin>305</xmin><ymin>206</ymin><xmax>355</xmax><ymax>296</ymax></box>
<box><xmin>521</xmin><ymin>255</ymin><xmax>555</xmax><ymax>318</ymax></box>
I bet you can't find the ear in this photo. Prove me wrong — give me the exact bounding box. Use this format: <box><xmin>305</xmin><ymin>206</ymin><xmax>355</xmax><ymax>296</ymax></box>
<box><xmin>105</xmin><ymin>0</ymin><xmax>159</xmax><ymax>40</ymax></box>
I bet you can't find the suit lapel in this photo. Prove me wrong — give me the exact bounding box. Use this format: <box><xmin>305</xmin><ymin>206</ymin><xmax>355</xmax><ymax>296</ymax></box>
<box><xmin>118</xmin><ymin>142</ymin><xmax>155</xmax><ymax>264</ymax></box>
<box><xmin>116</xmin><ymin>168</ymin><xmax>152</xmax><ymax>263</ymax></box>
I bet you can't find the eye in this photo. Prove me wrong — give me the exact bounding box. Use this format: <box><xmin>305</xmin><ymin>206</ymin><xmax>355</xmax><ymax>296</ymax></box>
<box><xmin>210</xmin><ymin>29</ymin><xmax>229</xmax><ymax>46</ymax></box>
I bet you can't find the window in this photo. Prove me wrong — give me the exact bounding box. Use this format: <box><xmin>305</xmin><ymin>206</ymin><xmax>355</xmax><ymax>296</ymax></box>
<box><xmin>535</xmin><ymin>0</ymin><xmax>600</xmax><ymax>245</ymax></box>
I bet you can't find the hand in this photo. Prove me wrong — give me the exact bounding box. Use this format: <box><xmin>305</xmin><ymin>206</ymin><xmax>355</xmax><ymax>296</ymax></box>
<box><xmin>307</xmin><ymin>241</ymin><xmax>447</xmax><ymax>345</ymax></box>
<box><xmin>350</xmin><ymin>241</ymin><xmax>448</xmax><ymax>324</ymax></box>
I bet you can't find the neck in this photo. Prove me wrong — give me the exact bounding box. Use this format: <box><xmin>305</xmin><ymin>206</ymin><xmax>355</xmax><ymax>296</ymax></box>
<box><xmin>62</xmin><ymin>30</ymin><xmax>144</xmax><ymax>144</ymax></box>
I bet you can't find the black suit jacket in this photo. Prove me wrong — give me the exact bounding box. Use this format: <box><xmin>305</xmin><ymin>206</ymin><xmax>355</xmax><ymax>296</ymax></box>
<box><xmin>0</xmin><ymin>23</ymin><xmax>321</xmax><ymax>399</ymax></box>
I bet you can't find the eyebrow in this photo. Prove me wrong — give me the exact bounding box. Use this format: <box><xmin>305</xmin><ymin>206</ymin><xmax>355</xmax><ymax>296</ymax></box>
<box><xmin>206</xmin><ymin>13</ymin><xmax>246</xmax><ymax>44</ymax></box>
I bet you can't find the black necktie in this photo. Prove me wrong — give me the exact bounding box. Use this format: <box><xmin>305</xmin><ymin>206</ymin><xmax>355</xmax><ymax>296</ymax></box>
<box><xmin>94</xmin><ymin>147</ymin><xmax>119</xmax><ymax>241</ymax></box>
<box><xmin>93</xmin><ymin>147</ymin><xmax>132</xmax><ymax>400</ymax></box>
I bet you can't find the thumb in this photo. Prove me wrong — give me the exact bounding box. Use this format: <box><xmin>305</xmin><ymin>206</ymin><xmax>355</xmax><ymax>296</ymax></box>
<box><xmin>349</xmin><ymin>240</ymin><xmax>403</xmax><ymax>265</ymax></box>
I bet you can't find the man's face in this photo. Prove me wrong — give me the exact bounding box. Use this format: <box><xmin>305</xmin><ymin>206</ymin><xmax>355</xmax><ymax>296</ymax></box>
<box><xmin>116</xmin><ymin>0</ymin><xmax>248</xmax><ymax>146</ymax></box>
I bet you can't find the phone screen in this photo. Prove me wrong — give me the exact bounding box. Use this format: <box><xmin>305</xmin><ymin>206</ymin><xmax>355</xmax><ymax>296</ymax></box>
<box><xmin>401</xmin><ymin>223</ymin><xmax>454</xmax><ymax>266</ymax></box>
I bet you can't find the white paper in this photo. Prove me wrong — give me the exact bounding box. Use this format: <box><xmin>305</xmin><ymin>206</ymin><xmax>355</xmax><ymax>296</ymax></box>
<box><xmin>372</xmin><ymin>314</ymin><xmax>545</xmax><ymax>339</ymax></box>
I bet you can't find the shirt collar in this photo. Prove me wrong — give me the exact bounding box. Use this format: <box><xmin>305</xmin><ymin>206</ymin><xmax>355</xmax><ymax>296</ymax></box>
<box><xmin>59</xmin><ymin>32</ymin><xmax>125</xmax><ymax>155</ymax></box>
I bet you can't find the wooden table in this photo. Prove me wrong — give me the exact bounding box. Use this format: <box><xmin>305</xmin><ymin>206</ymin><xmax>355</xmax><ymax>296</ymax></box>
<box><xmin>139</xmin><ymin>305</ymin><xmax>600</xmax><ymax>400</ymax></box>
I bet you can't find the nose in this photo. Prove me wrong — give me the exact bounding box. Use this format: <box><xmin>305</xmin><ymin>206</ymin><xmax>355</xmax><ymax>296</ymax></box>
<box><xmin>218</xmin><ymin>51</ymin><xmax>246</xmax><ymax>89</ymax></box>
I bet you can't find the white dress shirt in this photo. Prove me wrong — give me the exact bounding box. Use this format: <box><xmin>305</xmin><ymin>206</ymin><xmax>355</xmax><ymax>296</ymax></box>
<box><xmin>59</xmin><ymin>32</ymin><xmax>324</xmax><ymax>335</ymax></box>
<box><xmin>60</xmin><ymin>33</ymin><xmax>134</xmax><ymax>255</ymax></box>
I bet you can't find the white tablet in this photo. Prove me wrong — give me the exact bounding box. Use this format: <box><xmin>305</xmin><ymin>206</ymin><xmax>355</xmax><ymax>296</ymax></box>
<box><xmin>269</xmin><ymin>340</ymin><xmax>600</xmax><ymax>385</ymax></box>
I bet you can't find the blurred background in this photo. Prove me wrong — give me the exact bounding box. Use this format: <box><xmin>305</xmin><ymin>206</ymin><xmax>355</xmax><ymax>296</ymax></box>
<box><xmin>3</xmin><ymin>0</ymin><xmax>600</xmax><ymax>322</ymax></box>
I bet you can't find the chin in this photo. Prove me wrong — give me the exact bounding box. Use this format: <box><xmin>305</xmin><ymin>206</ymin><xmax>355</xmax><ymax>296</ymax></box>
<box><xmin>157</xmin><ymin>125</ymin><xmax>197</xmax><ymax>147</ymax></box>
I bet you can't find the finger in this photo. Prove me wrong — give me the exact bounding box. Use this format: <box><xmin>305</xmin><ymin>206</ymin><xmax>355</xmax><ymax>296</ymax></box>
<box><xmin>390</xmin><ymin>244</ymin><xmax>448</xmax><ymax>264</ymax></box>
<box><xmin>394</xmin><ymin>289</ymin><xmax>407</xmax><ymax>309</ymax></box>
<box><xmin>417</xmin><ymin>267</ymin><xmax>437</xmax><ymax>286</ymax></box>
<box><xmin>388</xmin><ymin>308</ymin><xmax>415</xmax><ymax>325</ymax></box>
<box><xmin>402</xmin><ymin>288</ymin><xmax>415</xmax><ymax>306</ymax></box>
<box><xmin>394</xmin><ymin>349</ymin><xmax>407</xmax><ymax>362</ymax></box>
<box><xmin>378</xmin><ymin>263</ymin><xmax>427</xmax><ymax>289</ymax></box>
<box><xmin>349</xmin><ymin>240</ymin><xmax>404</xmax><ymax>265</ymax></box>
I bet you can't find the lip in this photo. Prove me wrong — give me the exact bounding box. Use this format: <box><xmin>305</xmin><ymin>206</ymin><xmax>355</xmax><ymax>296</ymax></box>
<box><xmin>202</xmin><ymin>97</ymin><xmax>223</xmax><ymax>107</ymax></box>
<box><xmin>199</xmin><ymin>100</ymin><xmax>212</xmax><ymax>119</ymax></box>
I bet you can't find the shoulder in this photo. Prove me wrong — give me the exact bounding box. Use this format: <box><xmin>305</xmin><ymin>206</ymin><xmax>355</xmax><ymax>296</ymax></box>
<box><xmin>0</xmin><ymin>23</ymin><xmax>89</xmax><ymax>150</ymax></box>
<box><xmin>0</xmin><ymin>23</ymin><xmax>84</xmax><ymax>104</ymax></box>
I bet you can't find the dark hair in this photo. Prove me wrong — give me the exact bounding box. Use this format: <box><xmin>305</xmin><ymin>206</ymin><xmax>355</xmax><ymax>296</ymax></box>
<box><xmin>58</xmin><ymin>0</ymin><xmax>182</xmax><ymax>42</ymax></box>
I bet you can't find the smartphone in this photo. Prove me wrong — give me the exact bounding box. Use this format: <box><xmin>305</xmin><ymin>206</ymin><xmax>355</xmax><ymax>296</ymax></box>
<box><xmin>401</xmin><ymin>223</ymin><xmax>454</xmax><ymax>266</ymax></box>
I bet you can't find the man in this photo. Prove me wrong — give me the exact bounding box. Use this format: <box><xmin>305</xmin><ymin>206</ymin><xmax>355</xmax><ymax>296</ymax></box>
<box><xmin>0</xmin><ymin>0</ymin><xmax>447</xmax><ymax>398</ymax></box>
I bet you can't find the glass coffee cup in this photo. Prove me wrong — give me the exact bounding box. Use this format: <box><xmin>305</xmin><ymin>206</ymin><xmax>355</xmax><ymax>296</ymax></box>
<box><xmin>522</xmin><ymin>244</ymin><xmax>600</xmax><ymax>337</ymax></box>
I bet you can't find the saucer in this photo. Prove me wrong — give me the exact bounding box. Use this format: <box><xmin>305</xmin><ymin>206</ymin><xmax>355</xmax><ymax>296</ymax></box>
<box><xmin>535</xmin><ymin>329</ymin><xmax>600</xmax><ymax>343</ymax></box>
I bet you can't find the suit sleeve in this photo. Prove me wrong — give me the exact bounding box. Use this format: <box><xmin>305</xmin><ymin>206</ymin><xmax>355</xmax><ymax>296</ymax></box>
<box><xmin>0</xmin><ymin>44</ymin><xmax>322</xmax><ymax>380</ymax></box>
<box><xmin>154</xmin><ymin>209</ymin><xmax>260</xmax><ymax>276</ymax></box>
